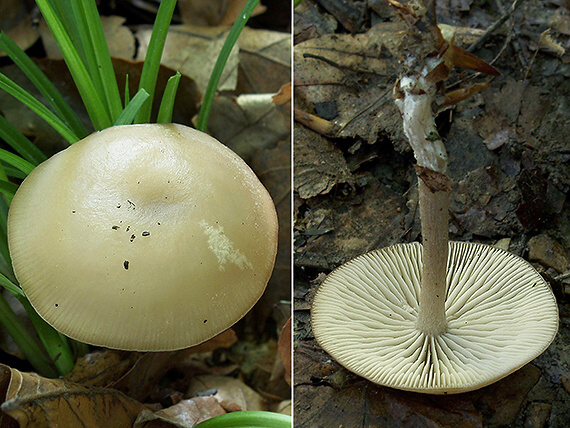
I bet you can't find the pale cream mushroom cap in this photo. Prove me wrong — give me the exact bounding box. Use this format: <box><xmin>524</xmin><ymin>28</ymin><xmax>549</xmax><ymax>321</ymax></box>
<box><xmin>8</xmin><ymin>124</ymin><xmax>278</xmax><ymax>351</ymax></box>
<box><xmin>311</xmin><ymin>241</ymin><xmax>559</xmax><ymax>394</ymax></box>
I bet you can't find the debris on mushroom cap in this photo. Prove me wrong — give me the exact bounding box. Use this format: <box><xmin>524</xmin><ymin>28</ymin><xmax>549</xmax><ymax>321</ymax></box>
<box><xmin>7</xmin><ymin>124</ymin><xmax>279</xmax><ymax>351</ymax></box>
<box><xmin>311</xmin><ymin>242</ymin><xmax>558</xmax><ymax>394</ymax></box>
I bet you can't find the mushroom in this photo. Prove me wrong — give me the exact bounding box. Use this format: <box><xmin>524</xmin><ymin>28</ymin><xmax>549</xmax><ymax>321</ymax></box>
<box><xmin>8</xmin><ymin>123</ymin><xmax>278</xmax><ymax>351</ymax></box>
<box><xmin>311</xmin><ymin>242</ymin><xmax>558</xmax><ymax>393</ymax></box>
<box><xmin>310</xmin><ymin>2</ymin><xmax>558</xmax><ymax>393</ymax></box>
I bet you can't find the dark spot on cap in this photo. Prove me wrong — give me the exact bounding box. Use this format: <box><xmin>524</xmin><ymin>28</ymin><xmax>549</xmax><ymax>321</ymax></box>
<box><xmin>203</xmin><ymin>319</ymin><xmax>207</xmax><ymax>323</ymax></box>
<box><xmin>126</xmin><ymin>226</ymin><xmax>130</xmax><ymax>232</ymax></box>
<box><xmin>142</xmin><ymin>231</ymin><xmax>150</xmax><ymax>237</ymax></box>
<box><xmin>117</xmin><ymin>204</ymin><xmax>121</xmax><ymax>208</ymax></box>
<box><xmin>124</xmin><ymin>260</ymin><xmax>129</xmax><ymax>270</ymax></box>
<box><xmin>130</xmin><ymin>234</ymin><xmax>136</xmax><ymax>242</ymax></box>
<box><xmin>112</xmin><ymin>225</ymin><xmax>119</xmax><ymax>230</ymax></box>
<box><xmin>71</xmin><ymin>210</ymin><xmax>76</xmax><ymax>213</ymax></box>
<box><xmin>157</xmin><ymin>222</ymin><xmax>161</xmax><ymax>225</ymax></box>
<box><xmin>55</xmin><ymin>303</ymin><xmax>59</xmax><ymax>307</ymax></box>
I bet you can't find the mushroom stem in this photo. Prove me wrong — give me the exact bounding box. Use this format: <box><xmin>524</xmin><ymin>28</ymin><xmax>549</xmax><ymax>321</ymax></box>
<box><xmin>416</xmin><ymin>179</ymin><xmax>449</xmax><ymax>335</ymax></box>
<box><xmin>393</xmin><ymin>47</ymin><xmax>451</xmax><ymax>335</ymax></box>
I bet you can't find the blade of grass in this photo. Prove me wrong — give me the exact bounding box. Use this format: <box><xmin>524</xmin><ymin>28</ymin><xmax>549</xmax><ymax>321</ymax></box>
<box><xmin>0</xmin><ymin>179</ymin><xmax>18</xmax><ymax>200</ymax></box>
<box><xmin>114</xmin><ymin>89</ymin><xmax>150</xmax><ymax>126</ymax></box>
<box><xmin>157</xmin><ymin>72</ymin><xmax>181</xmax><ymax>123</ymax></box>
<box><xmin>0</xmin><ymin>273</ymin><xmax>24</xmax><ymax>299</ymax></box>
<box><xmin>0</xmin><ymin>32</ymin><xmax>87</xmax><ymax>139</ymax></box>
<box><xmin>19</xmin><ymin>297</ymin><xmax>75</xmax><ymax>375</ymax></box>
<box><xmin>80</xmin><ymin>0</ymin><xmax>123</xmax><ymax>121</ymax></box>
<box><xmin>134</xmin><ymin>0</ymin><xmax>178</xmax><ymax>124</ymax></box>
<box><xmin>50</xmin><ymin>0</ymin><xmax>85</xmax><ymax>61</ymax></box>
<box><xmin>0</xmin><ymin>166</ymin><xmax>13</xmax><ymax>269</ymax></box>
<box><xmin>0</xmin><ymin>73</ymin><xmax>80</xmax><ymax>144</ymax></box>
<box><xmin>0</xmin><ymin>272</ymin><xmax>75</xmax><ymax>375</ymax></box>
<box><xmin>124</xmin><ymin>74</ymin><xmax>130</xmax><ymax>107</ymax></box>
<box><xmin>0</xmin><ymin>149</ymin><xmax>35</xmax><ymax>176</ymax></box>
<box><xmin>68</xmin><ymin>1</ymin><xmax>107</xmax><ymax>115</ymax></box>
<box><xmin>35</xmin><ymin>0</ymin><xmax>113</xmax><ymax>129</ymax></box>
<box><xmin>195</xmin><ymin>411</ymin><xmax>292</xmax><ymax>428</ymax></box>
<box><xmin>196</xmin><ymin>0</ymin><xmax>260</xmax><ymax>132</ymax></box>
<box><xmin>0</xmin><ymin>115</ymin><xmax>47</xmax><ymax>165</ymax></box>
<box><xmin>2</xmin><ymin>165</ymin><xmax>27</xmax><ymax>180</ymax></box>
<box><xmin>0</xmin><ymin>271</ymin><xmax>76</xmax><ymax>375</ymax></box>
<box><xmin>0</xmin><ymin>292</ymin><xmax>58</xmax><ymax>377</ymax></box>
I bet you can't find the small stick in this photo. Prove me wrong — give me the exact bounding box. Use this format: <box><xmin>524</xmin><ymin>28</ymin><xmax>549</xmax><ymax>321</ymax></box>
<box><xmin>467</xmin><ymin>0</ymin><xmax>521</xmax><ymax>53</ymax></box>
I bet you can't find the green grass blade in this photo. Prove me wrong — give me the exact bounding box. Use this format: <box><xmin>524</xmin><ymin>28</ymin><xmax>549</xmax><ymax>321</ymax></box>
<box><xmin>18</xmin><ymin>297</ymin><xmax>75</xmax><ymax>375</ymax></box>
<box><xmin>68</xmin><ymin>1</ymin><xmax>107</xmax><ymax>111</ymax></box>
<box><xmin>157</xmin><ymin>72</ymin><xmax>181</xmax><ymax>123</ymax></box>
<box><xmin>80</xmin><ymin>0</ymin><xmax>123</xmax><ymax>120</ymax></box>
<box><xmin>195</xmin><ymin>411</ymin><xmax>292</xmax><ymax>428</ymax></box>
<box><xmin>50</xmin><ymin>0</ymin><xmax>85</xmax><ymax>60</ymax></box>
<box><xmin>124</xmin><ymin>74</ymin><xmax>130</xmax><ymax>107</ymax></box>
<box><xmin>134</xmin><ymin>0</ymin><xmax>177</xmax><ymax>124</ymax></box>
<box><xmin>2</xmin><ymin>165</ymin><xmax>27</xmax><ymax>180</ymax></box>
<box><xmin>196</xmin><ymin>0</ymin><xmax>260</xmax><ymax>131</ymax></box>
<box><xmin>0</xmin><ymin>271</ymin><xmax>76</xmax><ymax>376</ymax></box>
<box><xmin>35</xmin><ymin>0</ymin><xmax>113</xmax><ymax>129</ymax></box>
<box><xmin>0</xmin><ymin>32</ymin><xmax>87</xmax><ymax>139</ymax></box>
<box><xmin>114</xmin><ymin>89</ymin><xmax>150</xmax><ymax>126</ymax></box>
<box><xmin>0</xmin><ymin>115</ymin><xmax>47</xmax><ymax>165</ymax></box>
<box><xmin>0</xmin><ymin>149</ymin><xmax>35</xmax><ymax>176</ymax></box>
<box><xmin>0</xmin><ymin>273</ymin><xmax>24</xmax><ymax>299</ymax></box>
<box><xmin>0</xmin><ymin>293</ymin><xmax>58</xmax><ymax>377</ymax></box>
<box><xmin>0</xmin><ymin>168</ymin><xmax>12</xmax><ymax>267</ymax></box>
<box><xmin>0</xmin><ymin>179</ymin><xmax>19</xmax><ymax>199</ymax></box>
<box><xmin>0</xmin><ymin>73</ymin><xmax>80</xmax><ymax>144</ymax></box>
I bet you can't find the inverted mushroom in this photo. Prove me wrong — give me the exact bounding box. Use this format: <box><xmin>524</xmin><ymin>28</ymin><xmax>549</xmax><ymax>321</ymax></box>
<box><xmin>8</xmin><ymin>123</ymin><xmax>278</xmax><ymax>351</ymax></box>
<box><xmin>311</xmin><ymin>242</ymin><xmax>558</xmax><ymax>393</ymax></box>
<box><xmin>311</xmin><ymin>1</ymin><xmax>558</xmax><ymax>393</ymax></box>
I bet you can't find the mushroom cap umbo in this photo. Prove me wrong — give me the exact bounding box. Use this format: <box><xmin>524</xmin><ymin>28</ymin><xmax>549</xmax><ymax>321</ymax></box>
<box><xmin>311</xmin><ymin>241</ymin><xmax>559</xmax><ymax>394</ymax></box>
<box><xmin>8</xmin><ymin>124</ymin><xmax>278</xmax><ymax>351</ymax></box>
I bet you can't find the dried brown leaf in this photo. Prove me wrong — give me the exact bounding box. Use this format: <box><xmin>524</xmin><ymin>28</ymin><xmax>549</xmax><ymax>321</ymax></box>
<box><xmin>187</xmin><ymin>375</ymin><xmax>267</xmax><ymax>412</ymax></box>
<box><xmin>238</xmin><ymin>28</ymin><xmax>291</xmax><ymax>94</ymax></box>
<box><xmin>134</xmin><ymin>396</ymin><xmax>226</xmax><ymax>427</ymax></box>
<box><xmin>0</xmin><ymin>364</ymin><xmax>144</xmax><ymax>428</ymax></box>
<box><xmin>294</xmin><ymin>126</ymin><xmax>352</xmax><ymax>199</ymax></box>
<box><xmin>206</xmin><ymin>93</ymin><xmax>290</xmax><ymax>160</ymax></box>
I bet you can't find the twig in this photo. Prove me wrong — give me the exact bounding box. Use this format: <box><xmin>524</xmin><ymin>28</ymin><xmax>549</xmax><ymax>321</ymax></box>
<box><xmin>467</xmin><ymin>0</ymin><xmax>521</xmax><ymax>53</ymax></box>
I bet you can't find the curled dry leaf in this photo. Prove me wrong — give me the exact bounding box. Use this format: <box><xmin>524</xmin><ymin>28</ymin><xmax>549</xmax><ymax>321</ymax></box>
<box><xmin>293</xmin><ymin>126</ymin><xmax>352</xmax><ymax>199</ymax></box>
<box><xmin>134</xmin><ymin>396</ymin><xmax>226</xmax><ymax>427</ymax></box>
<box><xmin>0</xmin><ymin>364</ymin><xmax>144</xmax><ymax>428</ymax></box>
<box><xmin>187</xmin><ymin>375</ymin><xmax>267</xmax><ymax>412</ymax></box>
